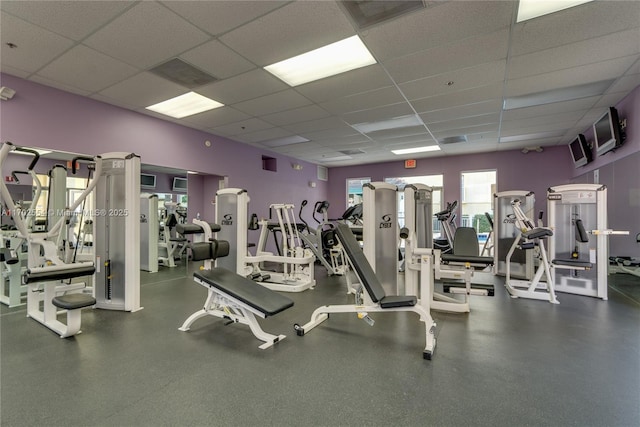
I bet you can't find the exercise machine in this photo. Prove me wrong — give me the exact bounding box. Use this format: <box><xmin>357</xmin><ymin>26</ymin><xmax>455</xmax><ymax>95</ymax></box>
<box><xmin>158</xmin><ymin>202</ymin><xmax>185</xmax><ymax>268</ymax></box>
<box><xmin>178</xmin><ymin>218</ymin><xmax>294</xmax><ymax>349</ymax></box>
<box><xmin>433</xmin><ymin>201</ymin><xmax>458</xmax><ymax>254</ymax></box>
<box><xmin>215</xmin><ymin>188</ymin><xmax>315</xmax><ymax>292</ymax></box>
<box><xmin>298</xmin><ymin>200</ymin><xmax>346</xmax><ymax>276</ymax></box>
<box><xmin>547</xmin><ymin>184</ymin><xmax>627</xmax><ymax>300</ymax></box>
<box><xmin>504</xmin><ymin>198</ymin><xmax>558</xmax><ymax>303</ymax></box>
<box><xmin>362</xmin><ymin>182</ymin><xmax>400</xmax><ymax>294</ymax></box>
<box><xmin>93</xmin><ymin>152</ymin><xmax>142</xmax><ymax>312</ymax></box>
<box><xmin>0</xmin><ymin>142</ymin><xmax>99</xmax><ymax>337</ymax></box>
<box><xmin>140</xmin><ymin>193</ymin><xmax>159</xmax><ymax>273</ymax></box>
<box><xmin>493</xmin><ymin>191</ymin><xmax>535</xmax><ymax>279</ymax></box>
<box><xmin>294</xmin><ymin>223</ymin><xmax>437</xmax><ymax>360</ymax></box>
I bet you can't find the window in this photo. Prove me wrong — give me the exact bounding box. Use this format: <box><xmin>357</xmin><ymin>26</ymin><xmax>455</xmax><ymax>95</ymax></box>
<box><xmin>384</xmin><ymin>175</ymin><xmax>443</xmax><ymax>230</ymax></box>
<box><xmin>346</xmin><ymin>177</ymin><xmax>370</xmax><ymax>207</ymax></box>
<box><xmin>460</xmin><ymin>170</ymin><xmax>496</xmax><ymax>238</ymax></box>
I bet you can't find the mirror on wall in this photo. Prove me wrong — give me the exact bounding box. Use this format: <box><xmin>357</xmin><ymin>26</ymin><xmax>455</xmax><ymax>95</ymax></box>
<box><xmin>1</xmin><ymin>146</ymin><xmax>219</xmax><ymax>281</ymax></box>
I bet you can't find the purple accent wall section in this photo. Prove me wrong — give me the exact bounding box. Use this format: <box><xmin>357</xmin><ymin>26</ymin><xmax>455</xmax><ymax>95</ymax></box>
<box><xmin>0</xmin><ymin>73</ymin><xmax>328</xmax><ymax>221</ymax></box>
<box><xmin>328</xmin><ymin>146</ymin><xmax>572</xmax><ymax>219</ymax></box>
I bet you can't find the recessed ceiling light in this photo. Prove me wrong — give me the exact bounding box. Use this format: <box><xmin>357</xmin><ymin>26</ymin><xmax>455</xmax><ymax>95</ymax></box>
<box><xmin>391</xmin><ymin>146</ymin><xmax>441</xmax><ymax>155</ymax></box>
<box><xmin>352</xmin><ymin>114</ymin><xmax>424</xmax><ymax>134</ymax></box>
<box><xmin>264</xmin><ymin>35</ymin><xmax>376</xmax><ymax>86</ymax></box>
<box><xmin>146</xmin><ymin>92</ymin><xmax>224</xmax><ymax>119</ymax></box>
<box><xmin>517</xmin><ymin>0</ymin><xmax>594</xmax><ymax>22</ymax></box>
<box><xmin>503</xmin><ymin>79</ymin><xmax>613</xmax><ymax>110</ymax></box>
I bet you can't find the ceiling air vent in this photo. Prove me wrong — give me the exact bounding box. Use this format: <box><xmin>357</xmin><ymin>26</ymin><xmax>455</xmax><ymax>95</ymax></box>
<box><xmin>339</xmin><ymin>149</ymin><xmax>366</xmax><ymax>155</ymax></box>
<box><xmin>340</xmin><ymin>1</ymin><xmax>426</xmax><ymax>30</ymax></box>
<box><xmin>149</xmin><ymin>58</ymin><xmax>217</xmax><ymax>89</ymax></box>
<box><xmin>438</xmin><ymin>135</ymin><xmax>468</xmax><ymax>145</ymax></box>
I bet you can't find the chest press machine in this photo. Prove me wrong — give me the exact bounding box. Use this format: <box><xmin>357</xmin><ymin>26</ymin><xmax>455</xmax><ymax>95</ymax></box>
<box><xmin>0</xmin><ymin>142</ymin><xmax>100</xmax><ymax>337</ymax></box>
<box><xmin>177</xmin><ymin>219</ymin><xmax>294</xmax><ymax>349</ymax></box>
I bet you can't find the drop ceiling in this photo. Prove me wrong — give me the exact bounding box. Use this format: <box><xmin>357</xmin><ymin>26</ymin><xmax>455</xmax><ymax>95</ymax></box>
<box><xmin>1</xmin><ymin>1</ymin><xmax>639</xmax><ymax>167</ymax></box>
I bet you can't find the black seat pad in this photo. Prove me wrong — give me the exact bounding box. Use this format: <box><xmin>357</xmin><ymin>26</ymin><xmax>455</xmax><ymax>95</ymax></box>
<box><xmin>441</xmin><ymin>254</ymin><xmax>493</xmax><ymax>265</ymax></box>
<box><xmin>52</xmin><ymin>294</ymin><xmax>96</xmax><ymax>310</ymax></box>
<box><xmin>552</xmin><ymin>259</ymin><xmax>592</xmax><ymax>268</ymax></box>
<box><xmin>380</xmin><ymin>295</ymin><xmax>416</xmax><ymax>308</ymax></box>
<box><xmin>194</xmin><ymin>268</ymin><xmax>293</xmax><ymax>317</ymax></box>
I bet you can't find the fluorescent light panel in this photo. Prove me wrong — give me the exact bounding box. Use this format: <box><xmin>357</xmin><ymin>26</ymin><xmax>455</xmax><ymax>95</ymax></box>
<box><xmin>146</xmin><ymin>92</ymin><xmax>224</xmax><ymax>119</ymax></box>
<box><xmin>264</xmin><ymin>35</ymin><xmax>376</xmax><ymax>86</ymax></box>
<box><xmin>352</xmin><ymin>114</ymin><xmax>423</xmax><ymax>134</ymax></box>
<box><xmin>391</xmin><ymin>146</ymin><xmax>440</xmax><ymax>155</ymax></box>
<box><xmin>499</xmin><ymin>130</ymin><xmax>565</xmax><ymax>143</ymax></box>
<box><xmin>504</xmin><ymin>80</ymin><xmax>613</xmax><ymax>110</ymax></box>
<box><xmin>261</xmin><ymin>135</ymin><xmax>310</xmax><ymax>148</ymax></box>
<box><xmin>517</xmin><ymin>0</ymin><xmax>594</xmax><ymax>22</ymax></box>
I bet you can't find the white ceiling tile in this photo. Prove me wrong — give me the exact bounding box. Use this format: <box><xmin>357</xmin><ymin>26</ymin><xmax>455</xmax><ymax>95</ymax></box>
<box><xmin>501</xmin><ymin>96</ymin><xmax>600</xmax><ymax>120</ymax></box>
<box><xmin>510</xmin><ymin>1</ymin><xmax>640</xmax><ymax>57</ymax></box>
<box><xmin>509</xmin><ymin>28</ymin><xmax>640</xmax><ymax>80</ymax></box>
<box><xmin>501</xmin><ymin>111</ymin><xmax>587</xmax><ymax>132</ymax></box>
<box><xmin>427</xmin><ymin>113</ymin><xmax>501</xmax><ymax>133</ymax></box>
<box><xmin>233</xmin><ymin>127</ymin><xmax>292</xmax><ymax>144</ymax></box>
<box><xmin>607</xmin><ymin>74</ymin><xmax>640</xmax><ymax>95</ymax></box>
<box><xmin>383</xmin><ymin>29</ymin><xmax>509</xmax><ymax>84</ymax></box>
<box><xmin>319</xmin><ymin>87</ymin><xmax>406</xmax><ymax>115</ymax></box>
<box><xmin>377</xmin><ymin>133</ymin><xmax>436</xmax><ymax>145</ymax></box>
<box><xmin>197</xmin><ymin>68</ymin><xmax>288</xmax><ymax>105</ymax></box>
<box><xmin>367</xmin><ymin>126</ymin><xmax>428</xmax><ymax>141</ymax></box>
<box><xmin>210</xmin><ymin>118</ymin><xmax>274</xmax><ymax>137</ymax></box>
<box><xmin>1</xmin><ymin>12</ymin><xmax>74</xmax><ymax>73</ymax></box>
<box><xmin>433</xmin><ymin>123</ymin><xmax>499</xmax><ymax>139</ymax></box>
<box><xmin>342</xmin><ymin>103</ymin><xmax>415</xmax><ymax>125</ymax></box>
<box><xmin>0</xmin><ymin>65</ymin><xmax>30</xmax><ymax>78</ymax></box>
<box><xmin>0</xmin><ymin>1</ymin><xmax>133</xmax><ymax>40</ymax></box>
<box><xmin>300</xmin><ymin>126</ymin><xmax>362</xmax><ymax>141</ymax></box>
<box><xmin>233</xmin><ymin>89</ymin><xmax>312</xmax><ymax>116</ymax></box>
<box><xmin>295</xmin><ymin>64</ymin><xmax>393</xmax><ymax>103</ymax></box>
<box><xmin>261</xmin><ymin>105</ymin><xmax>331</xmax><ymax>127</ymax></box>
<box><xmin>83</xmin><ymin>2</ymin><xmax>210</xmax><ymax>69</ymax></box>
<box><xmin>179</xmin><ymin>39</ymin><xmax>255</xmax><ymax>80</ymax></box>
<box><xmin>182</xmin><ymin>107</ymin><xmax>251</xmax><ymax>128</ymax></box>
<box><xmin>220</xmin><ymin>1</ymin><xmax>355</xmax><ymax>66</ymax></box>
<box><xmin>316</xmin><ymin>135</ymin><xmax>371</xmax><ymax>147</ymax></box>
<box><xmin>29</xmin><ymin>74</ymin><xmax>92</xmax><ymax>97</ymax></box>
<box><xmin>363</xmin><ymin>1</ymin><xmax>514</xmax><ymax>61</ymax></box>
<box><xmin>421</xmin><ymin>100</ymin><xmax>503</xmax><ymax>124</ymax></box>
<box><xmin>282</xmin><ymin>116</ymin><xmax>349</xmax><ymax>135</ymax></box>
<box><xmin>162</xmin><ymin>1</ymin><xmax>287</xmax><ymax>36</ymax></box>
<box><xmin>97</xmin><ymin>72</ymin><xmax>187</xmax><ymax>108</ymax></box>
<box><xmin>36</xmin><ymin>45</ymin><xmax>138</xmax><ymax>93</ymax></box>
<box><xmin>506</xmin><ymin>56</ymin><xmax>638</xmax><ymax>97</ymax></box>
<box><xmin>399</xmin><ymin>60</ymin><xmax>506</xmax><ymax>101</ymax></box>
<box><xmin>410</xmin><ymin>83</ymin><xmax>504</xmax><ymax>114</ymax></box>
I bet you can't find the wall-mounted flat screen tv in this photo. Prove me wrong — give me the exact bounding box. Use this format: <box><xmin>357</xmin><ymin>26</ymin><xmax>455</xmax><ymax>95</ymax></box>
<box><xmin>568</xmin><ymin>134</ymin><xmax>592</xmax><ymax>168</ymax></box>
<box><xmin>594</xmin><ymin>107</ymin><xmax>623</xmax><ymax>156</ymax></box>
<box><xmin>140</xmin><ymin>173</ymin><xmax>156</xmax><ymax>189</ymax></box>
<box><xmin>172</xmin><ymin>177</ymin><xmax>188</xmax><ymax>192</ymax></box>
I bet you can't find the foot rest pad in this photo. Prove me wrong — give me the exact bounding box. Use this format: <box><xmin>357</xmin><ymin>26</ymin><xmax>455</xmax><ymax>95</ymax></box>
<box><xmin>52</xmin><ymin>294</ymin><xmax>96</xmax><ymax>310</ymax></box>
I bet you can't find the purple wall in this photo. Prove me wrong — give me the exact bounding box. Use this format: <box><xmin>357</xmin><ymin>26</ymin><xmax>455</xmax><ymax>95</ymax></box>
<box><xmin>328</xmin><ymin>146</ymin><xmax>572</xmax><ymax>218</ymax></box>
<box><xmin>0</xmin><ymin>73</ymin><xmax>328</xmax><ymax>221</ymax></box>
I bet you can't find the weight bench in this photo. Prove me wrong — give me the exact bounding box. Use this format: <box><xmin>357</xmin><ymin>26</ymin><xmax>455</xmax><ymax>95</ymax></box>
<box><xmin>294</xmin><ymin>223</ymin><xmax>436</xmax><ymax>359</ymax></box>
<box><xmin>179</xmin><ymin>235</ymin><xmax>294</xmax><ymax>349</ymax></box>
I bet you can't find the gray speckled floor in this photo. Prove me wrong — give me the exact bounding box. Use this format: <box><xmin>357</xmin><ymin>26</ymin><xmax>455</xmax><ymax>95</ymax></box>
<box><xmin>1</xmin><ymin>265</ymin><xmax>639</xmax><ymax>426</ymax></box>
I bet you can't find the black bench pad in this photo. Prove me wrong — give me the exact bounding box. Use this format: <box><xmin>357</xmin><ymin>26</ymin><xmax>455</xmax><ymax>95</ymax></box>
<box><xmin>194</xmin><ymin>268</ymin><xmax>294</xmax><ymax>317</ymax></box>
<box><xmin>176</xmin><ymin>223</ymin><xmax>221</xmax><ymax>235</ymax></box>
<box><xmin>52</xmin><ymin>294</ymin><xmax>96</xmax><ymax>310</ymax></box>
<box><xmin>441</xmin><ymin>254</ymin><xmax>493</xmax><ymax>265</ymax></box>
<box><xmin>523</xmin><ymin>227</ymin><xmax>553</xmax><ymax>239</ymax></box>
<box><xmin>380</xmin><ymin>295</ymin><xmax>416</xmax><ymax>308</ymax></box>
<box><xmin>25</xmin><ymin>265</ymin><xmax>96</xmax><ymax>284</ymax></box>
<box><xmin>553</xmin><ymin>259</ymin><xmax>592</xmax><ymax>268</ymax></box>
